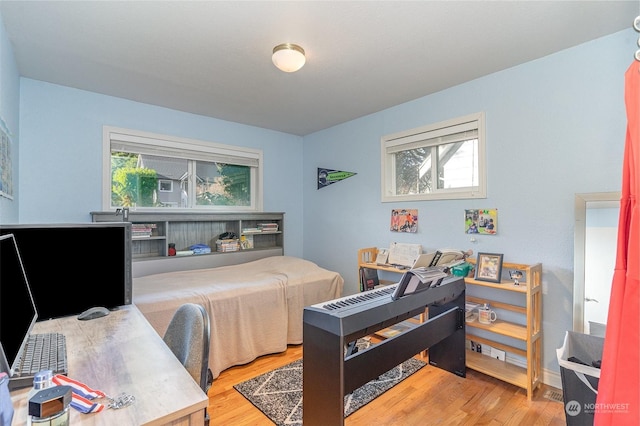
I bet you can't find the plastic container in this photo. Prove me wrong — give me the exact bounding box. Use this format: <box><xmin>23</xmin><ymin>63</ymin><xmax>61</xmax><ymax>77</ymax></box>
<box><xmin>556</xmin><ymin>331</ymin><xmax>603</xmax><ymax>425</ymax></box>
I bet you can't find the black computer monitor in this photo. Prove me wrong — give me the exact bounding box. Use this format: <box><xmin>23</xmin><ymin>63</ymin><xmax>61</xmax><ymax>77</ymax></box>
<box><xmin>0</xmin><ymin>234</ymin><xmax>38</xmax><ymax>376</ymax></box>
<box><xmin>0</xmin><ymin>222</ymin><xmax>132</xmax><ymax>320</ymax></box>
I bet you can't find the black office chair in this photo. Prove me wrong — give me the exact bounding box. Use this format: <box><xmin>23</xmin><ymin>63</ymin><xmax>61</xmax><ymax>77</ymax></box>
<box><xmin>163</xmin><ymin>303</ymin><xmax>213</xmax><ymax>424</ymax></box>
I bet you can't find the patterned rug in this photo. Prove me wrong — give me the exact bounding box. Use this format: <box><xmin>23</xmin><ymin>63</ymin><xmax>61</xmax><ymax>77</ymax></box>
<box><xmin>234</xmin><ymin>341</ymin><xmax>426</xmax><ymax>425</ymax></box>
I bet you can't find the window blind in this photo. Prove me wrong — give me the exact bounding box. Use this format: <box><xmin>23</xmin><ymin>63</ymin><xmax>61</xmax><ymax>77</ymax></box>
<box><xmin>110</xmin><ymin>132</ymin><xmax>259</xmax><ymax>167</ymax></box>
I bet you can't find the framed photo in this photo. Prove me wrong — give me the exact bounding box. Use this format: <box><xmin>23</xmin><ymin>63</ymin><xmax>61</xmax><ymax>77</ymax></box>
<box><xmin>474</xmin><ymin>252</ymin><xmax>504</xmax><ymax>283</ymax></box>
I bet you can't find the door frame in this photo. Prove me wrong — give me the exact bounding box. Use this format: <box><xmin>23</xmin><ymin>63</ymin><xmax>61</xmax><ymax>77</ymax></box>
<box><xmin>573</xmin><ymin>191</ymin><xmax>620</xmax><ymax>332</ymax></box>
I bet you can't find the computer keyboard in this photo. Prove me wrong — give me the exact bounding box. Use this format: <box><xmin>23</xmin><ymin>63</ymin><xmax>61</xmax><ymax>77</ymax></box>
<box><xmin>9</xmin><ymin>333</ymin><xmax>68</xmax><ymax>390</ymax></box>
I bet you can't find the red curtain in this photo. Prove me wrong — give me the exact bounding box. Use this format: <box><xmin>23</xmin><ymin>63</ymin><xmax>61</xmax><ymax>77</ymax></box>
<box><xmin>594</xmin><ymin>61</ymin><xmax>640</xmax><ymax>425</ymax></box>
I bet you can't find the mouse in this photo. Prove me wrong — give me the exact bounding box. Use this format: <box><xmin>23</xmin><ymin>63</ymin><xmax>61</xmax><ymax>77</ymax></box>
<box><xmin>77</xmin><ymin>306</ymin><xmax>110</xmax><ymax>321</ymax></box>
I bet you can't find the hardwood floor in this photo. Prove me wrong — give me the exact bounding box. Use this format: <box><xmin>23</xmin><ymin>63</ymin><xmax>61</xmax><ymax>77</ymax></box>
<box><xmin>208</xmin><ymin>344</ymin><xmax>567</xmax><ymax>425</ymax></box>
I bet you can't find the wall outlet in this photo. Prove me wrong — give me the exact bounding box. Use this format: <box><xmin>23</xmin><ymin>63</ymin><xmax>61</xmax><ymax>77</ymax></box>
<box><xmin>468</xmin><ymin>340</ymin><xmax>482</xmax><ymax>353</ymax></box>
<box><xmin>491</xmin><ymin>347</ymin><xmax>506</xmax><ymax>361</ymax></box>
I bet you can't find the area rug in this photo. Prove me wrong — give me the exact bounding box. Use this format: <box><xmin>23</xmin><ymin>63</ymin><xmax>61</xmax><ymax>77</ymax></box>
<box><xmin>234</xmin><ymin>341</ymin><xmax>426</xmax><ymax>425</ymax></box>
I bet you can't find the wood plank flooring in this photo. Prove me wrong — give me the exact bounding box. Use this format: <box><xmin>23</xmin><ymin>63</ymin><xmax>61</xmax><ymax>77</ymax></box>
<box><xmin>208</xmin><ymin>344</ymin><xmax>567</xmax><ymax>425</ymax></box>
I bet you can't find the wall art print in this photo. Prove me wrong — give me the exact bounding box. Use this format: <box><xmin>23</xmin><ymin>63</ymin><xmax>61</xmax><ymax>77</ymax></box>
<box><xmin>317</xmin><ymin>168</ymin><xmax>357</xmax><ymax>189</ymax></box>
<box><xmin>391</xmin><ymin>208</ymin><xmax>418</xmax><ymax>233</ymax></box>
<box><xmin>465</xmin><ymin>208</ymin><xmax>497</xmax><ymax>235</ymax></box>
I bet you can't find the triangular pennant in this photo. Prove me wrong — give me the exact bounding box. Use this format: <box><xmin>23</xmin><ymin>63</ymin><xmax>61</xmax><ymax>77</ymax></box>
<box><xmin>317</xmin><ymin>168</ymin><xmax>357</xmax><ymax>189</ymax></box>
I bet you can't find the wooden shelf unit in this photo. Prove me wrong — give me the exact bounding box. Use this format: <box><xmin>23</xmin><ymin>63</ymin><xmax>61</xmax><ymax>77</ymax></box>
<box><xmin>465</xmin><ymin>258</ymin><xmax>542</xmax><ymax>400</ymax></box>
<box><xmin>92</xmin><ymin>211</ymin><xmax>284</xmax><ymax>277</ymax></box>
<box><xmin>357</xmin><ymin>246</ymin><xmax>407</xmax><ymax>286</ymax></box>
<box><xmin>357</xmin><ymin>247</ymin><xmax>542</xmax><ymax>400</ymax></box>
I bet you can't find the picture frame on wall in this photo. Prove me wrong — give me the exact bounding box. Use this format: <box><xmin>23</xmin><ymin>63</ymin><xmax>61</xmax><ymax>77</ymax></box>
<box><xmin>474</xmin><ymin>252</ymin><xmax>504</xmax><ymax>283</ymax></box>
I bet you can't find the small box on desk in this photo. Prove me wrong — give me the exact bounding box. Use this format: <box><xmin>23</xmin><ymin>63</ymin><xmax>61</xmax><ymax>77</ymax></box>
<box><xmin>28</xmin><ymin>385</ymin><xmax>72</xmax><ymax>420</ymax></box>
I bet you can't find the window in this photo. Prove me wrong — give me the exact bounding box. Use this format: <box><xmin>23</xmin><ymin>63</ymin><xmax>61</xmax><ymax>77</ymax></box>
<box><xmin>158</xmin><ymin>180</ymin><xmax>173</xmax><ymax>192</ymax></box>
<box><xmin>103</xmin><ymin>126</ymin><xmax>263</xmax><ymax>211</ymax></box>
<box><xmin>381</xmin><ymin>112</ymin><xmax>486</xmax><ymax>202</ymax></box>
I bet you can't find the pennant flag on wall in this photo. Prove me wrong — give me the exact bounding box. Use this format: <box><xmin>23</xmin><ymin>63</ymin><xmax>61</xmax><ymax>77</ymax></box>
<box><xmin>317</xmin><ymin>168</ymin><xmax>357</xmax><ymax>189</ymax></box>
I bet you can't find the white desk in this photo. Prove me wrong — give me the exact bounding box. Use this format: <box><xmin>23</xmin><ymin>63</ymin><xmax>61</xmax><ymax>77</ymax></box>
<box><xmin>11</xmin><ymin>305</ymin><xmax>208</xmax><ymax>425</ymax></box>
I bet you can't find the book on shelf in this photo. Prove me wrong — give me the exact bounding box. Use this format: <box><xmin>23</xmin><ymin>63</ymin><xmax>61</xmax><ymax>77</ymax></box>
<box><xmin>375</xmin><ymin>248</ymin><xmax>389</xmax><ymax>265</ymax></box>
<box><xmin>258</xmin><ymin>223</ymin><xmax>279</xmax><ymax>232</ymax></box>
<box><xmin>388</xmin><ymin>242</ymin><xmax>421</xmax><ymax>267</ymax></box>
<box><xmin>241</xmin><ymin>227</ymin><xmax>262</xmax><ymax>233</ymax></box>
<box><xmin>376</xmin><ymin>320</ymin><xmax>418</xmax><ymax>338</ymax></box>
<box><xmin>407</xmin><ymin>266</ymin><xmax>450</xmax><ymax>282</ymax></box>
<box><xmin>391</xmin><ymin>266</ymin><xmax>450</xmax><ymax>300</ymax></box>
<box><xmin>215</xmin><ymin>239</ymin><xmax>240</xmax><ymax>252</ymax></box>
<box><xmin>131</xmin><ymin>223</ymin><xmax>157</xmax><ymax>238</ymax></box>
<box><xmin>240</xmin><ymin>234</ymin><xmax>254</xmax><ymax>249</ymax></box>
<box><xmin>359</xmin><ymin>267</ymin><xmax>379</xmax><ymax>292</ymax></box>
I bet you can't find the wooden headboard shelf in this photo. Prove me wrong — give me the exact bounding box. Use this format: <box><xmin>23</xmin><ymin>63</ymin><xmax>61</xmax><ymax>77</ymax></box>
<box><xmin>91</xmin><ymin>211</ymin><xmax>284</xmax><ymax>277</ymax></box>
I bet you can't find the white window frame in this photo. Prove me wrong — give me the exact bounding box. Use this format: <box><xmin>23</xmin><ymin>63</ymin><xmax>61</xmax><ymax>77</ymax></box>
<box><xmin>381</xmin><ymin>112</ymin><xmax>486</xmax><ymax>202</ymax></box>
<box><xmin>102</xmin><ymin>126</ymin><xmax>264</xmax><ymax>211</ymax></box>
<box><xmin>158</xmin><ymin>180</ymin><xmax>173</xmax><ymax>192</ymax></box>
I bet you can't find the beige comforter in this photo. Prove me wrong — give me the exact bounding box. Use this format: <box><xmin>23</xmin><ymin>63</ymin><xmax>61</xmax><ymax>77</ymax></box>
<box><xmin>133</xmin><ymin>256</ymin><xmax>344</xmax><ymax>378</ymax></box>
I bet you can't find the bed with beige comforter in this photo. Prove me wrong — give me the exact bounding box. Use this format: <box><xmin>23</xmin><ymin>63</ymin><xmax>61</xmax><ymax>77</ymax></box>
<box><xmin>133</xmin><ymin>256</ymin><xmax>344</xmax><ymax>378</ymax></box>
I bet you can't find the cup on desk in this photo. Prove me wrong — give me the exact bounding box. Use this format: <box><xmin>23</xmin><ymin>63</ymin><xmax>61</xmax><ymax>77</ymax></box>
<box><xmin>478</xmin><ymin>307</ymin><xmax>497</xmax><ymax>324</ymax></box>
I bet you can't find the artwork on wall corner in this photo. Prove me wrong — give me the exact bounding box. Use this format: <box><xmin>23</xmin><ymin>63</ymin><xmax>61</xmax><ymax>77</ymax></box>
<box><xmin>465</xmin><ymin>208</ymin><xmax>497</xmax><ymax>235</ymax></box>
<box><xmin>317</xmin><ymin>168</ymin><xmax>357</xmax><ymax>189</ymax></box>
<box><xmin>0</xmin><ymin>116</ymin><xmax>13</xmax><ymax>200</ymax></box>
<box><xmin>390</xmin><ymin>208</ymin><xmax>418</xmax><ymax>233</ymax></box>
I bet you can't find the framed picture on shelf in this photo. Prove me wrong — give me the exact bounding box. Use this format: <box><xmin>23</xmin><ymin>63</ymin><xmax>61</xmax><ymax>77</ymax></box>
<box><xmin>474</xmin><ymin>252</ymin><xmax>504</xmax><ymax>283</ymax></box>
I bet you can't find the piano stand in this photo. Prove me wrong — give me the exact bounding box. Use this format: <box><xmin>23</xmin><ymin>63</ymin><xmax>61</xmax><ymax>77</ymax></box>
<box><xmin>303</xmin><ymin>278</ymin><xmax>466</xmax><ymax>426</ymax></box>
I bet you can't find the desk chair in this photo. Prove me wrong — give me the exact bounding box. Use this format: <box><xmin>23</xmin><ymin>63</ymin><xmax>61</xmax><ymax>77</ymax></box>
<box><xmin>163</xmin><ymin>303</ymin><xmax>212</xmax><ymax>424</ymax></box>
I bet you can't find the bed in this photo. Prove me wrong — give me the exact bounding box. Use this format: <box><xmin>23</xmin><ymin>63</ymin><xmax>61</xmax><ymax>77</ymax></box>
<box><xmin>132</xmin><ymin>255</ymin><xmax>344</xmax><ymax>378</ymax></box>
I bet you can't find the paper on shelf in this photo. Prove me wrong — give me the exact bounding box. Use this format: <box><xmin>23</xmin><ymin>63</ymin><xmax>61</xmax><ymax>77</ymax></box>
<box><xmin>388</xmin><ymin>242</ymin><xmax>422</xmax><ymax>267</ymax></box>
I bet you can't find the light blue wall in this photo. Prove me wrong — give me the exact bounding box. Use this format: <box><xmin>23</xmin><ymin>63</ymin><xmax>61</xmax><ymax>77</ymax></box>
<box><xmin>303</xmin><ymin>29</ymin><xmax>637</xmax><ymax>376</ymax></box>
<box><xmin>0</xmin><ymin>11</ymin><xmax>20</xmax><ymax>223</ymax></box>
<box><xmin>16</xmin><ymin>80</ymin><xmax>305</xmax><ymax>256</ymax></box>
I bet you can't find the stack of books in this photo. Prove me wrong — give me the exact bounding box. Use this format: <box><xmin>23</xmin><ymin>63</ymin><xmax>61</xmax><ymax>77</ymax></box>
<box><xmin>258</xmin><ymin>223</ymin><xmax>278</xmax><ymax>232</ymax></box>
<box><xmin>241</xmin><ymin>227</ymin><xmax>261</xmax><ymax>233</ymax></box>
<box><xmin>131</xmin><ymin>223</ymin><xmax>156</xmax><ymax>239</ymax></box>
<box><xmin>216</xmin><ymin>239</ymin><xmax>240</xmax><ymax>252</ymax></box>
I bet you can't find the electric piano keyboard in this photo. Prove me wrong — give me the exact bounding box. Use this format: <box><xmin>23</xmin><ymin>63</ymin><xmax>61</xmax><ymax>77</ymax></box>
<box><xmin>303</xmin><ymin>276</ymin><xmax>467</xmax><ymax>426</ymax></box>
<box><xmin>313</xmin><ymin>285</ymin><xmax>397</xmax><ymax>311</ymax></box>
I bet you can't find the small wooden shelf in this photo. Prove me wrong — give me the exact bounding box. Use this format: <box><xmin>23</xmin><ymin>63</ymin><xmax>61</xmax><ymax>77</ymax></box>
<box><xmin>466</xmin><ymin>319</ymin><xmax>527</xmax><ymax>341</ymax></box>
<box><xmin>465</xmin><ymin>258</ymin><xmax>542</xmax><ymax>400</ymax></box>
<box><xmin>466</xmin><ymin>350</ymin><xmax>528</xmax><ymax>389</ymax></box>
<box><xmin>358</xmin><ymin>247</ymin><xmax>542</xmax><ymax>400</ymax></box>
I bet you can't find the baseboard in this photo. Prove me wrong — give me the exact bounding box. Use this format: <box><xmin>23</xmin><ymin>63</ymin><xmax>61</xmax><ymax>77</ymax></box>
<box><xmin>543</xmin><ymin>367</ymin><xmax>562</xmax><ymax>390</ymax></box>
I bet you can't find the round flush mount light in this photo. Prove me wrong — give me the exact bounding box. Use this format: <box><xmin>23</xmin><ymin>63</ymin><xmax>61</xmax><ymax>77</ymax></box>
<box><xmin>272</xmin><ymin>43</ymin><xmax>306</xmax><ymax>73</ymax></box>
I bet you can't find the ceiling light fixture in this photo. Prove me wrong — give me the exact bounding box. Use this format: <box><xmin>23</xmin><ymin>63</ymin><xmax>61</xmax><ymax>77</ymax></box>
<box><xmin>272</xmin><ymin>43</ymin><xmax>306</xmax><ymax>73</ymax></box>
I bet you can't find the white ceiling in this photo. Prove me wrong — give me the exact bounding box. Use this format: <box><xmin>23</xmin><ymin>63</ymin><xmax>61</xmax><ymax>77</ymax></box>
<box><xmin>1</xmin><ymin>1</ymin><xmax>638</xmax><ymax>136</ymax></box>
